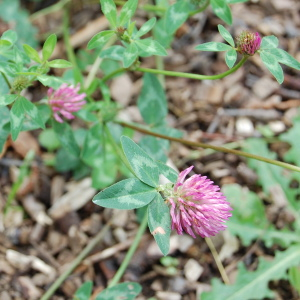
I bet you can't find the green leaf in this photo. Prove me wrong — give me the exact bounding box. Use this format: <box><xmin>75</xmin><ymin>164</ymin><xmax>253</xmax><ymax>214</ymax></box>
<box><xmin>23</xmin><ymin>44</ymin><xmax>42</xmax><ymax>63</ymax></box>
<box><xmin>280</xmin><ymin>119</ymin><xmax>300</xmax><ymax>166</ymax></box>
<box><xmin>1</xmin><ymin>30</ymin><xmax>17</xmax><ymax>44</ymax></box>
<box><xmin>148</xmin><ymin>193</ymin><xmax>171</xmax><ymax>256</ymax></box>
<box><xmin>223</xmin><ymin>184</ymin><xmax>300</xmax><ymax>247</ymax></box>
<box><xmin>91</xmin><ymin>156</ymin><xmax>118</xmax><ymax>189</ymax></box>
<box><xmin>226</xmin><ymin>0</ymin><xmax>248</xmax><ymax>3</ymax></box>
<box><xmin>268</xmin><ymin>48</ymin><xmax>300</xmax><ymax>70</ymax></box>
<box><xmin>0</xmin><ymin>40</ymin><xmax>11</xmax><ymax>47</ymax></box>
<box><xmin>140</xmin><ymin>136</ymin><xmax>167</xmax><ymax>162</ymax></box>
<box><xmin>48</xmin><ymin>59</ymin><xmax>73</xmax><ymax>68</ymax></box>
<box><xmin>135</xmin><ymin>17</ymin><xmax>156</xmax><ymax>39</ymax></box>
<box><xmin>42</xmin><ymin>34</ymin><xmax>57</xmax><ymax>61</ymax></box>
<box><xmin>37</xmin><ymin>75</ymin><xmax>67</xmax><ymax>89</ymax></box>
<box><xmin>153</xmin><ymin>18</ymin><xmax>173</xmax><ymax>49</ymax></box>
<box><xmin>135</xmin><ymin>39</ymin><xmax>167</xmax><ymax>57</ymax></box>
<box><xmin>137</xmin><ymin>73</ymin><xmax>167</xmax><ymax>125</ymax></box>
<box><xmin>100</xmin><ymin>0</ymin><xmax>118</xmax><ymax>28</ymax></box>
<box><xmin>73</xmin><ymin>281</ymin><xmax>93</xmax><ymax>300</ymax></box>
<box><xmin>195</xmin><ymin>42</ymin><xmax>232</xmax><ymax>52</ymax></box>
<box><xmin>99</xmin><ymin>45</ymin><xmax>125</xmax><ymax>61</ymax></box>
<box><xmin>260</xmin><ymin>51</ymin><xmax>284</xmax><ymax>84</ymax></box>
<box><xmin>156</xmin><ymin>161</ymin><xmax>178</xmax><ymax>183</ymax></box>
<box><xmin>0</xmin><ymin>94</ymin><xmax>18</xmax><ymax>106</ymax></box>
<box><xmin>95</xmin><ymin>282</ymin><xmax>142</xmax><ymax>300</ymax></box>
<box><xmin>225</xmin><ymin>48</ymin><xmax>237</xmax><ymax>68</ymax></box>
<box><xmin>87</xmin><ymin>30</ymin><xmax>115</xmax><ymax>50</ymax></box>
<box><xmin>243</xmin><ymin>138</ymin><xmax>300</xmax><ymax>228</ymax></box>
<box><xmin>118</xmin><ymin>0</ymin><xmax>138</xmax><ymax>26</ymax></box>
<box><xmin>260</xmin><ymin>35</ymin><xmax>279</xmax><ymax>50</ymax></box>
<box><xmin>202</xmin><ymin>245</ymin><xmax>300</xmax><ymax>300</ymax></box>
<box><xmin>55</xmin><ymin>148</ymin><xmax>80</xmax><ymax>172</ymax></box>
<box><xmin>81</xmin><ymin>123</ymin><xmax>104</xmax><ymax>165</ymax></box>
<box><xmin>10</xmin><ymin>97</ymin><xmax>45</xmax><ymax>140</ymax></box>
<box><xmin>22</xmin><ymin>104</ymin><xmax>51</xmax><ymax>131</ymax></box>
<box><xmin>121</xmin><ymin>136</ymin><xmax>159</xmax><ymax>187</ymax></box>
<box><xmin>0</xmin><ymin>0</ymin><xmax>38</xmax><ymax>47</ymax></box>
<box><xmin>288</xmin><ymin>266</ymin><xmax>300</xmax><ymax>294</ymax></box>
<box><xmin>10</xmin><ymin>99</ymin><xmax>25</xmax><ymax>141</ymax></box>
<box><xmin>165</xmin><ymin>1</ymin><xmax>189</xmax><ymax>35</ymax></box>
<box><xmin>210</xmin><ymin>0</ymin><xmax>232</xmax><ymax>25</ymax></box>
<box><xmin>52</xmin><ymin>120</ymin><xmax>80</xmax><ymax>157</ymax></box>
<box><xmin>93</xmin><ymin>178</ymin><xmax>157</xmax><ymax>209</ymax></box>
<box><xmin>218</xmin><ymin>24</ymin><xmax>235</xmax><ymax>47</ymax></box>
<box><xmin>0</xmin><ymin>106</ymin><xmax>10</xmax><ymax>152</ymax></box>
<box><xmin>38</xmin><ymin>128</ymin><xmax>61</xmax><ymax>151</ymax></box>
<box><xmin>123</xmin><ymin>42</ymin><xmax>139</xmax><ymax>68</ymax></box>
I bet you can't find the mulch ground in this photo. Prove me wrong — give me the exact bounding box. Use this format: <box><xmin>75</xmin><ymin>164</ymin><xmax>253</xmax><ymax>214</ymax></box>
<box><xmin>1</xmin><ymin>0</ymin><xmax>300</xmax><ymax>299</ymax></box>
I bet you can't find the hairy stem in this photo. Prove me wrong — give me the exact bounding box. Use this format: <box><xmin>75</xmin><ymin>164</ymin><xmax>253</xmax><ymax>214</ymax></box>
<box><xmin>108</xmin><ymin>213</ymin><xmax>148</xmax><ymax>288</ymax></box>
<box><xmin>1</xmin><ymin>71</ymin><xmax>12</xmax><ymax>89</ymax></box>
<box><xmin>205</xmin><ymin>237</ymin><xmax>230</xmax><ymax>285</ymax></box>
<box><xmin>63</xmin><ymin>6</ymin><xmax>84</xmax><ymax>85</ymax></box>
<box><xmin>40</xmin><ymin>223</ymin><xmax>111</xmax><ymax>300</ymax></box>
<box><xmin>116</xmin><ymin>120</ymin><xmax>300</xmax><ymax>173</ymax></box>
<box><xmin>30</xmin><ymin>0</ymin><xmax>70</xmax><ymax>21</ymax></box>
<box><xmin>101</xmin><ymin>56</ymin><xmax>248</xmax><ymax>84</ymax></box>
<box><xmin>84</xmin><ymin>36</ymin><xmax>117</xmax><ymax>90</ymax></box>
<box><xmin>136</xmin><ymin>56</ymin><xmax>248</xmax><ymax>80</ymax></box>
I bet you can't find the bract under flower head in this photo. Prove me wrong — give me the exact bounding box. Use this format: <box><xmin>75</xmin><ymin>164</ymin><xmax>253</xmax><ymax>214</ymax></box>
<box><xmin>48</xmin><ymin>83</ymin><xmax>86</xmax><ymax>123</ymax></box>
<box><xmin>165</xmin><ymin>166</ymin><xmax>232</xmax><ymax>238</ymax></box>
<box><xmin>237</xmin><ymin>31</ymin><xmax>261</xmax><ymax>56</ymax></box>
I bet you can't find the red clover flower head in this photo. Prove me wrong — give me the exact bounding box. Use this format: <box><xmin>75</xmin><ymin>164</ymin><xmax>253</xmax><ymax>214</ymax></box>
<box><xmin>165</xmin><ymin>166</ymin><xmax>232</xmax><ymax>238</ymax></box>
<box><xmin>48</xmin><ymin>83</ymin><xmax>86</xmax><ymax>123</ymax></box>
<box><xmin>237</xmin><ymin>31</ymin><xmax>261</xmax><ymax>56</ymax></box>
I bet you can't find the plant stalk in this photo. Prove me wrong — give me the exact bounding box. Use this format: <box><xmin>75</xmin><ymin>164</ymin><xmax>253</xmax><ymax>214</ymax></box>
<box><xmin>205</xmin><ymin>237</ymin><xmax>230</xmax><ymax>285</ymax></box>
<box><xmin>136</xmin><ymin>56</ymin><xmax>248</xmax><ymax>80</ymax></box>
<box><xmin>63</xmin><ymin>5</ymin><xmax>84</xmax><ymax>85</ymax></box>
<box><xmin>116</xmin><ymin>120</ymin><xmax>300</xmax><ymax>173</ymax></box>
<box><xmin>108</xmin><ymin>213</ymin><xmax>148</xmax><ymax>288</ymax></box>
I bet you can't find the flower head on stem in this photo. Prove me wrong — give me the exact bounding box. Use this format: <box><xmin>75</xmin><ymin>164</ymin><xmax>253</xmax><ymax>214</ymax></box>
<box><xmin>237</xmin><ymin>31</ymin><xmax>261</xmax><ymax>56</ymax></box>
<box><xmin>164</xmin><ymin>166</ymin><xmax>232</xmax><ymax>238</ymax></box>
<box><xmin>48</xmin><ymin>83</ymin><xmax>86</xmax><ymax>123</ymax></box>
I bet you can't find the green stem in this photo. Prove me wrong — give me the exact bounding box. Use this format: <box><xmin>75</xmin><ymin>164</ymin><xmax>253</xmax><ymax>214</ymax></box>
<box><xmin>103</xmin><ymin>125</ymin><xmax>135</xmax><ymax>175</ymax></box>
<box><xmin>141</xmin><ymin>4</ymin><xmax>166</xmax><ymax>13</ymax></box>
<box><xmin>63</xmin><ymin>6</ymin><xmax>84</xmax><ymax>85</ymax></box>
<box><xmin>30</xmin><ymin>0</ymin><xmax>71</xmax><ymax>21</ymax></box>
<box><xmin>1</xmin><ymin>71</ymin><xmax>12</xmax><ymax>89</ymax></box>
<box><xmin>101</xmin><ymin>55</ymin><xmax>247</xmax><ymax>86</ymax></box>
<box><xmin>116</xmin><ymin>120</ymin><xmax>300</xmax><ymax>173</ymax></box>
<box><xmin>189</xmin><ymin>0</ymin><xmax>210</xmax><ymax>17</ymax></box>
<box><xmin>84</xmin><ymin>36</ymin><xmax>117</xmax><ymax>90</ymax></box>
<box><xmin>40</xmin><ymin>223</ymin><xmax>111</xmax><ymax>300</ymax></box>
<box><xmin>108</xmin><ymin>213</ymin><xmax>148</xmax><ymax>288</ymax></box>
<box><xmin>137</xmin><ymin>56</ymin><xmax>248</xmax><ymax>80</ymax></box>
<box><xmin>101</xmin><ymin>68</ymin><xmax>126</xmax><ymax>82</ymax></box>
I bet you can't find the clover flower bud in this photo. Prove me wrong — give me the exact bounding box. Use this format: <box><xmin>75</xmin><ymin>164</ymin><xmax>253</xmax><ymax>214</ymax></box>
<box><xmin>164</xmin><ymin>166</ymin><xmax>232</xmax><ymax>238</ymax></box>
<box><xmin>12</xmin><ymin>76</ymin><xmax>30</xmax><ymax>92</ymax></box>
<box><xmin>47</xmin><ymin>83</ymin><xmax>86</xmax><ymax>123</ymax></box>
<box><xmin>237</xmin><ymin>31</ymin><xmax>261</xmax><ymax>56</ymax></box>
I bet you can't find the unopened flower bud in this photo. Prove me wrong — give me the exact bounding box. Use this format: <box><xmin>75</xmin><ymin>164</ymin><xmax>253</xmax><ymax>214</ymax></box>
<box><xmin>237</xmin><ymin>31</ymin><xmax>261</xmax><ymax>56</ymax></box>
<box><xmin>12</xmin><ymin>76</ymin><xmax>30</xmax><ymax>92</ymax></box>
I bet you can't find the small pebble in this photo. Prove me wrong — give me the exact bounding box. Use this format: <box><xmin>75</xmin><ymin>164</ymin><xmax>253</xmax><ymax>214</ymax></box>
<box><xmin>184</xmin><ymin>259</ymin><xmax>203</xmax><ymax>282</ymax></box>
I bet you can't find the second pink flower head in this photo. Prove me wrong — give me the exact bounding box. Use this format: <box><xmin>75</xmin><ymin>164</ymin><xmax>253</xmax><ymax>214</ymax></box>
<box><xmin>48</xmin><ymin>83</ymin><xmax>86</xmax><ymax>123</ymax></box>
